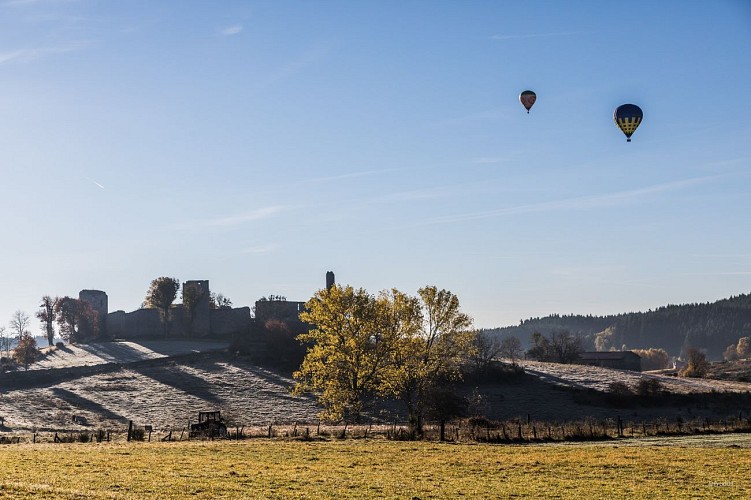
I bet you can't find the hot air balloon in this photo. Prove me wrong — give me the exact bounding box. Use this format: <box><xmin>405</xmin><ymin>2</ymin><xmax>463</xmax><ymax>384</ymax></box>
<box><xmin>519</xmin><ymin>90</ymin><xmax>536</xmax><ymax>113</ymax></box>
<box><xmin>614</xmin><ymin>104</ymin><xmax>643</xmax><ymax>142</ymax></box>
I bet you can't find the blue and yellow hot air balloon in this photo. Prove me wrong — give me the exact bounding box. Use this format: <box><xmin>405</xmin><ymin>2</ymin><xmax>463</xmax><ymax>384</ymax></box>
<box><xmin>519</xmin><ymin>90</ymin><xmax>536</xmax><ymax>114</ymax></box>
<box><xmin>614</xmin><ymin>104</ymin><xmax>643</xmax><ymax>142</ymax></box>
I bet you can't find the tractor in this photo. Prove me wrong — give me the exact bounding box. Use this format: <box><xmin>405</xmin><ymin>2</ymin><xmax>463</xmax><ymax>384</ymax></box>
<box><xmin>189</xmin><ymin>411</ymin><xmax>227</xmax><ymax>438</ymax></box>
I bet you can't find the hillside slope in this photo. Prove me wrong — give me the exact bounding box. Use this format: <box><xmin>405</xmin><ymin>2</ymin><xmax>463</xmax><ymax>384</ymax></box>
<box><xmin>1</xmin><ymin>352</ymin><xmax>320</xmax><ymax>433</ymax></box>
<box><xmin>3</xmin><ymin>342</ymin><xmax>751</xmax><ymax>433</ymax></box>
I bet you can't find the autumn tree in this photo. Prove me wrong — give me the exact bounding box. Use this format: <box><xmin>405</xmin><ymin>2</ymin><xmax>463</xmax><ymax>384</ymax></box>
<box><xmin>594</xmin><ymin>326</ymin><xmax>617</xmax><ymax>352</ymax></box>
<box><xmin>13</xmin><ymin>333</ymin><xmax>40</xmax><ymax>370</ymax></box>
<box><xmin>36</xmin><ymin>296</ymin><xmax>58</xmax><ymax>346</ymax></box>
<box><xmin>722</xmin><ymin>337</ymin><xmax>751</xmax><ymax>361</ymax></box>
<box><xmin>391</xmin><ymin>286</ymin><xmax>475</xmax><ymax>434</ymax></box>
<box><xmin>632</xmin><ymin>348</ymin><xmax>670</xmax><ymax>371</ymax></box>
<box><xmin>736</xmin><ymin>337</ymin><xmax>751</xmax><ymax>359</ymax></box>
<box><xmin>680</xmin><ymin>348</ymin><xmax>710</xmax><ymax>378</ymax></box>
<box><xmin>55</xmin><ymin>297</ymin><xmax>100</xmax><ymax>343</ymax></box>
<box><xmin>143</xmin><ymin>277</ymin><xmax>180</xmax><ymax>336</ymax></box>
<box><xmin>293</xmin><ymin>284</ymin><xmax>474</xmax><ymax>430</ymax></box>
<box><xmin>293</xmin><ymin>285</ymin><xmax>410</xmax><ymax>422</ymax></box>
<box><xmin>724</xmin><ymin>343</ymin><xmax>739</xmax><ymax>361</ymax></box>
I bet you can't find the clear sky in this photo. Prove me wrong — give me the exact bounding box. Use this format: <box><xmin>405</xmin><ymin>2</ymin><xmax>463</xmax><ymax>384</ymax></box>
<box><xmin>1</xmin><ymin>0</ymin><xmax>750</xmax><ymax>335</ymax></box>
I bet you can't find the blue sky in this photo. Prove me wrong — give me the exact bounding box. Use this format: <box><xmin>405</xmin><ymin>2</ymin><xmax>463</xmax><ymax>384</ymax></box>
<box><xmin>1</xmin><ymin>0</ymin><xmax>750</xmax><ymax>335</ymax></box>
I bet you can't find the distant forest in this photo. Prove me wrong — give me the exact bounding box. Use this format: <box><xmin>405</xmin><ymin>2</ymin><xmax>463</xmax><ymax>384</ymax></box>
<box><xmin>483</xmin><ymin>293</ymin><xmax>751</xmax><ymax>360</ymax></box>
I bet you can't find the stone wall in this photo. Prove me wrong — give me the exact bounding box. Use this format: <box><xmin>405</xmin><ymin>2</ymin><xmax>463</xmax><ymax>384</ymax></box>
<box><xmin>254</xmin><ymin>300</ymin><xmax>306</xmax><ymax>323</ymax></box>
<box><xmin>107</xmin><ymin>309</ymin><xmax>162</xmax><ymax>339</ymax></box>
<box><xmin>210</xmin><ymin>307</ymin><xmax>251</xmax><ymax>337</ymax></box>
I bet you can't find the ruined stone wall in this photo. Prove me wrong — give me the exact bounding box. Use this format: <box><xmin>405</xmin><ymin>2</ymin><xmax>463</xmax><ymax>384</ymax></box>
<box><xmin>210</xmin><ymin>307</ymin><xmax>251</xmax><ymax>337</ymax></box>
<box><xmin>94</xmin><ymin>275</ymin><xmax>326</xmax><ymax>341</ymax></box>
<box><xmin>107</xmin><ymin>309</ymin><xmax>162</xmax><ymax>339</ymax></box>
<box><xmin>254</xmin><ymin>300</ymin><xmax>306</xmax><ymax>323</ymax></box>
<box><xmin>167</xmin><ymin>306</ymin><xmax>189</xmax><ymax>338</ymax></box>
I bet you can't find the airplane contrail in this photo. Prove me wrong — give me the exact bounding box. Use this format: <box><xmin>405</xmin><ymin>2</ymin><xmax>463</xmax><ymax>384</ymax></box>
<box><xmin>84</xmin><ymin>176</ymin><xmax>105</xmax><ymax>189</ymax></box>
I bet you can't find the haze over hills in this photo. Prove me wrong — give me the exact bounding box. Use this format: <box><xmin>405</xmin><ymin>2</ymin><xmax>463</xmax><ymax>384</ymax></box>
<box><xmin>485</xmin><ymin>293</ymin><xmax>751</xmax><ymax>360</ymax></box>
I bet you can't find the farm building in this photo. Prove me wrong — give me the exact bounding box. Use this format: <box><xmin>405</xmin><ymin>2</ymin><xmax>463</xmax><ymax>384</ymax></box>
<box><xmin>577</xmin><ymin>351</ymin><xmax>642</xmax><ymax>372</ymax></box>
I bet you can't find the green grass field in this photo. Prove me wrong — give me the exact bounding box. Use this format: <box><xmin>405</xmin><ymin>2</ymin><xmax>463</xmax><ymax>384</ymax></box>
<box><xmin>1</xmin><ymin>435</ymin><xmax>749</xmax><ymax>498</ymax></box>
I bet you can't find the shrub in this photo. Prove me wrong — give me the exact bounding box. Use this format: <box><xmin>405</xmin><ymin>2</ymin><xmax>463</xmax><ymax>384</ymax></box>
<box><xmin>129</xmin><ymin>428</ymin><xmax>145</xmax><ymax>441</ymax></box>
<box><xmin>606</xmin><ymin>381</ymin><xmax>634</xmax><ymax>407</ymax></box>
<box><xmin>679</xmin><ymin>348</ymin><xmax>709</xmax><ymax>378</ymax></box>
<box><xmin>608</xmin><ymin>381</ymin><xmax>632</xmax><ymax>396</ymax></box>
<box><xmin>13</xmin><ymin>333</ymin><xmax>40</xmax><ymax>370</ymax></box>
<box><xmin>636</xmin><ymin>378</ymin><xmax>663</xmax><ymax>397</ymax></box>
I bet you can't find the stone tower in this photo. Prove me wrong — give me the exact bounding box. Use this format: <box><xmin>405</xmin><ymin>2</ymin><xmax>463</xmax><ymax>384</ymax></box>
<box><xmin>79</xmin><ymin>290</ymin><xmax>108</xmax><ymax>337</ymax></box>
<box><xmin>326</xmin><ymin>271</ymin><xmax>335</xmax><ymax>290</ymax></box>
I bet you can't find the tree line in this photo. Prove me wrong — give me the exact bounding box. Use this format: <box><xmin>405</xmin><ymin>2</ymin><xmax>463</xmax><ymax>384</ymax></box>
<box><xmin>488</xmin><ymin>293</ymin><xmax>751</xmax><ymax>359</ymax></box>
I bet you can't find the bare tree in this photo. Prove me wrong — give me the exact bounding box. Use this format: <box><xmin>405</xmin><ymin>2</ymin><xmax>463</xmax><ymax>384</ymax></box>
<box><xmin>500</xmin><ymin>336</ymin><xmax>523</xmax><ymax>365</ymax></box>
<box><xmin>471</xmin><ymin>330</ymin><xmax>502</xmax><ymax>371</ymax></box>
<box><xmin>549</xmin><ymin>330</ymin><xmax>583</xmax><ymax>364</ymax></box>
<box><xmin>526</xmin><ymin>330</ymin><xmax>582</xmax><ymax>364</ymax></box>
<box><xmin>9</xmin><ymin>310</ymin><xmax>31</xmax><ymax>341</ymax></box>
<box><xmin>0</xmin><ymin>326</ymin><xmax>10</xmax><ymax>357</ymax></box>
<box><xmin>209</xmin><ymin>292</ymin><xmax>232</xmax><ymax>309</ymax></box>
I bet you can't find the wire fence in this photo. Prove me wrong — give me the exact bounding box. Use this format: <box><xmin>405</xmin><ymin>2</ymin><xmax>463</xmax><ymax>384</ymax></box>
<box><xmin>3</xmin><ymin>414</ymin><xmax>751</xmax><ymax>445</ymax></box>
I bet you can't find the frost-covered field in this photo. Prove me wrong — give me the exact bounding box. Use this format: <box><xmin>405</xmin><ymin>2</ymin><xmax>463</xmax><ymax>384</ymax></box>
<box><xmin>522</xmin><ymin>360</ymin><xmax>751</xmax><ymax>394</ymax></box>
<box><xmin>3</xmin><ymin>343</ymin><xmax>751</xmax><ymax>434</ymax></box>
<box><xmin>31</xmin><ymin>340</ymin><xmax>230</xmax><ymax>370</ymax></box>
<box><xmin>0</xmin><ymin>353</ymin><xmax>320</xmax><ymax>433</ymax></box>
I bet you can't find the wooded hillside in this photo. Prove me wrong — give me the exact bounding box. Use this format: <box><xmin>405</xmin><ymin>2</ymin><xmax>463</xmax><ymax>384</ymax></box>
<box><xmin>484</xmin><ymin>293</ymin><xmax>751</xmax><ymax>360</ymax></box>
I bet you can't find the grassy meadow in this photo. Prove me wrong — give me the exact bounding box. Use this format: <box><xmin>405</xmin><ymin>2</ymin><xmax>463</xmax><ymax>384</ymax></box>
<box><xmin>0</xmin><ymin>435</ymin><xmax>749</xmax><ymax>499</ymax></box>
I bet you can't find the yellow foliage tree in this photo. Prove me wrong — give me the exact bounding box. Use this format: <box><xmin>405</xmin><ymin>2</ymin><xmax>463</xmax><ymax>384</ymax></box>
<box><xmin>293</xmin><ymin>285</ymin><xmax>474</xmax><ymax>428</ymax></box>
<box><xmin>293</xmin><ymin>285</ymin><xmax>416</xmax><ymax>422</ymax></box>
<box><xmin>736</xmin><ymin>337</ymin><xmax>751</xmax><ymax>359</ymax></box>
<box><xmin>390</xmin><ymin>286</ymin><xmax>475</xmax><ymax>433</ymax></box>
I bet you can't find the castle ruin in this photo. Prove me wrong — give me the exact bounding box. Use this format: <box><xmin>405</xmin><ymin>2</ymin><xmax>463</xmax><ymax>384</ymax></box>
<box><xmin>78</xmin><ymin>272</ymin><xmax>335</xmax><ymax>341</ymax></box>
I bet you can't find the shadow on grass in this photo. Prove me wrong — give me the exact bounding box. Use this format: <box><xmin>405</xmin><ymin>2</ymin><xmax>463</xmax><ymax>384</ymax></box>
<box><xmin>129</xmin><ymin>362</ymin><xmax>223</xmax><ymax>405</ymax></box>
<box><xmin>50</xmin><ymin>387</ymin><xmax>128</xmax><ymax>425</ymax></box>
